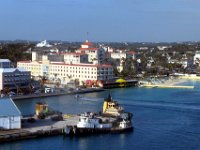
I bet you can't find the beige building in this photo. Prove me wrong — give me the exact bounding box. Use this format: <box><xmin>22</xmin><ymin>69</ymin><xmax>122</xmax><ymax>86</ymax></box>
<box><xmin>17</xmin><ymin>60</ymin><xmax>113</xmax><ymax>84</ymax></box>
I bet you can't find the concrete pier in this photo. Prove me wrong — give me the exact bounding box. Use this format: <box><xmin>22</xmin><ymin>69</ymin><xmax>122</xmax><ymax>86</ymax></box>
<box><xmin>140</xmin><ymin>84</ymin><xmax>194</xmax><ymax>89</ymax></box>
<box><xmin>0</xmin><ymin>115</ymin><xmax>79</xmax><ymax>142</ymax></box>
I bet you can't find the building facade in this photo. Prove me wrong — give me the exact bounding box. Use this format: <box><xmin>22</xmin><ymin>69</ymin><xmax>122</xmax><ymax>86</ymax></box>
<box><xmin>62</xmin><ymin>52</ymin><xmax>88</xmax><ymax>64</ymax></box>
<box><xmin>194</xmin><ymin>51</ymin><xmax>200</xmax><ymax>65</ymax></box>
<box><xmin>0</xmin><ymin>98</ymin><xmax>21</xmax><ymax>129</ymax></box>
<box><xmin>17</xmin><ymin>61</ymin><xmax>113</xmax><ymax>84</ymax></box>
<box><xmin>76</xmin><ymin>40</ymin><xmax>106</xmax><ymax>63</ymax></box>
<box><xmin>0</xmin><ymin>59</ymin><xmax>31</xmax><ymax>92</ymax></box>
<box><xmin>110</xmin><ymin>51</ymin><xmax>136</xmax><ymax>60</ymax></box>
<box><xmin>0</xmin><ymin>59</ymin><xmax>12</xmax><ymax>68</ymax></box>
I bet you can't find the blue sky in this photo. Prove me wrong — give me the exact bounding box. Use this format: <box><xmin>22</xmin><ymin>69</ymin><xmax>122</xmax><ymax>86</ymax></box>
<box><xmin>0</xmin><ymin>0</ymin><xmax>200</xmax><ymax>42</ymax></box>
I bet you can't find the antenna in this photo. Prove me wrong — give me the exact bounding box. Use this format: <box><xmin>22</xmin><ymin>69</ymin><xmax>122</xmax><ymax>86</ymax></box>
<box><xmin>86</xmin><ymin>32</ymin><xmax>89</xmax><ymax>41</ymax></box>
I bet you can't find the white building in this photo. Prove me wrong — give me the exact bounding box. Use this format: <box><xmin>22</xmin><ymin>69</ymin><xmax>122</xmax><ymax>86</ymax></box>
<box><xmin>62</xmin><ymin>52</ymin><xmax>88</xmax><ymax>64</ymax></box>
<box><xmin>76</xmin><ymin>40</ymin><xmax>106</xmax><ymax>64</ymax></box>
<box><xmin>0</xmin><ymin>98</ymin><xmax>21</xmax><ymax>129</ymax></box>
<box><xmin>111</xmin><ymin>51</ymin><xmax>127</xmax><ymax>59</ymax></box>
<box><xmin>194</xmin><ymin>51</ymin><xmax>200</xmax><ymax>65</ymax></box>
<box><xmin>36</xmin><ymin>40</ymin><xmax>52</xmax><ymax>47</ymax></box>
<box><xmin>157</xmin><ymin>46</ymin><xmax>169</xmax><ymax>51</ymax></box>
<box><xmin>110</xmin><ymin>51</ymin><xmax>136</xmax><ymax>60</ymax></box>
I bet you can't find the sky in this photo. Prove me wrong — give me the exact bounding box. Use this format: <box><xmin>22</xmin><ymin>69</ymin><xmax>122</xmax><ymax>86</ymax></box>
<box><xmin>0</xmin><ymin>0</ymin><xmax>200</xmax><ymax>42</ymax></box>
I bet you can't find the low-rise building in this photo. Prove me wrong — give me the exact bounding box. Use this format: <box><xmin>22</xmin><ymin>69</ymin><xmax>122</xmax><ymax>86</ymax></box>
<box><xmin>110</xmin><ymin>51</ymin><xmax>136</xmax><ymax>60</ymax></box>
<box><xmin>0</xmin><ymin>59</ymin><xmax>31</xmax><ymax>92</ymax></box>
<box><xmin>76</xmin><ymin>40</ymin><xmax>106</xmax><ymax>64</ymax></box>
<box><xmin>194</xmin><ymin>51</ymin><xmax>200</xmax><ymax>65</ymax></box>
<box><xmin>62</xmin><ymin>52</ymin><xmax>88</xmax><ymax>64</ymax></box>
<box><xmin>0</xmin><ymin>59</ymin><xmax>12</xmax><ymax>68</ymax></box>
<box><xmin>0</xmin><ymin>98</ymin><xmax>21</xmax><ymax>129</ymax></box>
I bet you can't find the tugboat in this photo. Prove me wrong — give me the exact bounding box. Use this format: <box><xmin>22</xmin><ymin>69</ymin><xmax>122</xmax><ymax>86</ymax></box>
<box><xmin>102</xmin><ymin>93</ymin><xmax>124</xmax><ymax>116</ymax></box>
<box><xmin>64</xmin><ymin>93</ymin><xmax>133</xmax><ymax>136</ymax></box>
<box><xmin>102</xmin><ymin>93</ymin><xmax>133</xmax><ymax>132</ymax></box>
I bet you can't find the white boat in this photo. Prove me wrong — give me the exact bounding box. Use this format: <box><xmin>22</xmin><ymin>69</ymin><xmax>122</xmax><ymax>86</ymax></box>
<box><xmin>77</xmin><ymin>113</ymin><xmax>112</xmax><ymax>129</ymax></box>
<box><xmin>119</xmin><ymin>119</ymin><xmax>132</xmax><ymax>129</ymax></box>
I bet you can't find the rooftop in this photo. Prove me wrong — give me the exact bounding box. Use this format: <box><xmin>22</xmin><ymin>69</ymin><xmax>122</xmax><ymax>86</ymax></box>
<box><xmin>0</xmin><ymin>98</ymin><xmax>21</xmax><ymax>116</ymax></box>
<box><xmin>0</xmin><ymin>68</ymin><xmax>29</xmax><ymax>73</ymax></box>
<box><xmin>51</xmin><ymin>62</ymin><xmax>113</xmax><ymax>68</ymax></box>
<box><xmin>78</xmin><ymin>48</ymin><xmax>98</xmax><ymax>51</ymax></box>
<box><xmin>0</xmin><ymin>59</ymin><xmax>11</xmax><ymax>63</ymax></box>
<box><xmin>82</xmin><ymin>40</ymin><xmax>94</xmax><ymax>46</ymax></box>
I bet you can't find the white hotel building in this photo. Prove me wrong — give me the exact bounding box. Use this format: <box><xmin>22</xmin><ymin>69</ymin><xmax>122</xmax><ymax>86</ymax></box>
<box><xmin>17</xmin><ymin>60</ymin><xmax>113</xmax><ymax>83</ymax></box>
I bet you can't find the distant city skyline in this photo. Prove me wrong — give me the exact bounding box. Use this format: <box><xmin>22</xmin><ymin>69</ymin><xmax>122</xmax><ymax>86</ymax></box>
<box><xmin>0</xmin><ymin>0</ymin><xmax>200</xmax><ymax>42</ymax></box>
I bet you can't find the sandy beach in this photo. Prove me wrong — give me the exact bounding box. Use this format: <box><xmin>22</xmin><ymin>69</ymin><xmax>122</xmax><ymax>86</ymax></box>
<box><xmin>163</xmin><ymin>78</ymin><xmax>188</xmax><ymax>86</ymax></box>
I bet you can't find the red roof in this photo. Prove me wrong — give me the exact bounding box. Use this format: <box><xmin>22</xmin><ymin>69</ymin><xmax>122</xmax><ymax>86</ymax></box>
<box><xmin>127</xmin><ymin>51</ymin><xmax>136</xmax><ymax>54</ymax></box>
<box><xmin>82</xmin><ymin>41</ymin><xmax>94</xmax><ymax>46</ymax></box>
<box><xmin>79</xmin><ymin>48</ymin><xmax>98</xmax><ymax>51</ymax></box>
<box><xmin>17</xmin><ymin>60</ymin><xmax>31</xmax><ymax>63</ymax></box>
<box><xmin>60</xmin><ymin>52</ymin><xmax>86</xmax><ymax>56</ymax></box>
<box><xmin>18</xmin><ymin>60</ymin><xmax>42</xmax><ymax>64</ymax></box>
<box><xmin>51</xmin><ymin>62</ymin><xmax>112</xmax><ymax>68</ymax></box>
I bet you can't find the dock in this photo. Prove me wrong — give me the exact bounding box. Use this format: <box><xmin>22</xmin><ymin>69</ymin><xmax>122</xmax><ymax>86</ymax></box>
<box><xmin>0</xmin><ymin>115</ymin><xmax>80</xmax><ymax>142</ymax></box>
<box><xmin>0</xmin><ymin>114</ymin><xmax>133</xmax><ymax>142</ymax></box>
<box><xmin>140</xmin><ymin>84</ymin><xmax>194</xmax><ymax>89</ymax></box>
<box><xmin>102</xmin><ymin>80</ymin><xmax>138</xmax><ymax>89</ymax></box>
<box><xmin>12</xmin><ymin>88</ymin><xmax>105</xmax><ymax>100</ymax></box>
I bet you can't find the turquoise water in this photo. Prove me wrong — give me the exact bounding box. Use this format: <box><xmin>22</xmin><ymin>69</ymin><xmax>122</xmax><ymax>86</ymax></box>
<box><xmin>1</xmin><ymin>80</ymin><xmax>200</xmax><ymax>150</ymax></box>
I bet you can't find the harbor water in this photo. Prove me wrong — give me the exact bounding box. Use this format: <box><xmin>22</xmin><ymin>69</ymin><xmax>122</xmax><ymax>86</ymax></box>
<box><xmin>1</xmin><ymin>80</ymin><xmax>200</xmax><ymax>150</ymax></box>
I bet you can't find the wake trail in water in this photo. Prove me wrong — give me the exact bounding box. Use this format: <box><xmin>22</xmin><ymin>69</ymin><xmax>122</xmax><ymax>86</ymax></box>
<box><xmin>79</xmin><ymin>97</ymin><xmax>104</xmax><ymax>102</ymax></box>
<box><xmin>116</xmin><ymin>99</ymin><xmax>200</xmax><ymax>112</ymax></box>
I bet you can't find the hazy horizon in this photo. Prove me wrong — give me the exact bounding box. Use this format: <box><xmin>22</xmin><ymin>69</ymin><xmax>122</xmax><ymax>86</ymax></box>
<box><xmin>1</xmin><ymin>0</ymin><xmax>200</xmax><ymax>42</ymax></box>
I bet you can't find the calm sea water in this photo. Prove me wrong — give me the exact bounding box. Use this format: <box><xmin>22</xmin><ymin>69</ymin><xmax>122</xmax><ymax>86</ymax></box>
<box><xmin>1</xmin><ymin>80</ymin><xmax>200</xmax><ymax>150</ymax></box>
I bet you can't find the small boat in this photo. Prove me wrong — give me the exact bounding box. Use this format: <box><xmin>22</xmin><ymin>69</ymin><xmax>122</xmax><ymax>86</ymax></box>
<box><xmin>75</xmin><ymin>94</ymin><xmax>80</xmax><ymax>99</ymax></box>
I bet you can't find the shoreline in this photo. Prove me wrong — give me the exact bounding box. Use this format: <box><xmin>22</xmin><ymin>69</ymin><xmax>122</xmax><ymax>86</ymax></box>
<box><xmin>11</xmin><ymin>88</ymin><xmax>105</xmax><ymax>100</ymax></box>
<box><xmin>140</xmin><ymin>78</ymin><xmax>194</xmax><ymax>89</ymax></box>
